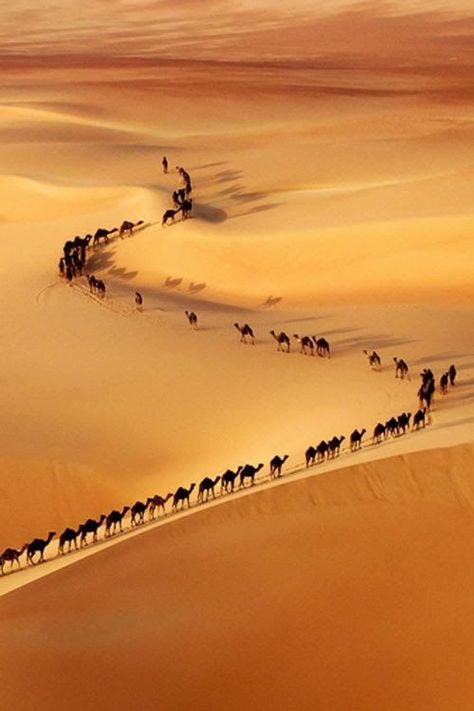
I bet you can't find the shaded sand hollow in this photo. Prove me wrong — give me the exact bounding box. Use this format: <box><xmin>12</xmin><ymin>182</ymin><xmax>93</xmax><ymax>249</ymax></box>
<box><xmin>2</xmin><ymin>444</ymin><xmax>474</xmax><ymax>710</ymax></box>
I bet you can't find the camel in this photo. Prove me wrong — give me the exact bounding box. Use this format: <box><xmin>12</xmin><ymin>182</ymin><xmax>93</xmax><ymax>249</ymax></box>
<box><xmin>0</xmin><ymin>544</ymin><xmax>27</xmax><ymax>575</ymax></box>
<box><xmin>363</xmin><ymin>350</ymin><xmax>381</xmax><ymax>371</ymax></box>
<box><xmin>234</xmin><ymin>323</ymin><xmax>255</xmax><ymax>344</ymax></box>
<box><xmin>162</xmin><ymin>208</ymin><xmax>181</xmax><ymax>227</ymax></box>
<box><xmin>418</xmin><ymin>380</ymin><xmax>435</xmax><ymax>411</ymax></box>
<box><xmin>305</xmin><ymin>446</ymin><xmax>317</xmax><ymax>467</ymax></box>
<box><xmin>181</xmin><ymin>199</ymin><xmax>193</xmax><ymax>219</ymax></box>
<box><xmin>449</xmin><ymin>364</ymin><xmax>456</xmax><ymax>386</ymax></box>
<box><xmin>197</xmin><ymin>476</ymin><xmax>221</xmax><ymax>503</ymax></box>
<box><xmin>79</xmin><ymin>515</ymin><xmax>106</xmax><ymax>546</ymax></box>
<box><xmin>313</xmin><ymin>337</ymin><xmax>330</xmax><ymax>358</ymax></box>
<box><xmin>269</xmin><ymin>330</ymin><xmax>290</xmax><ymax>353</ymax></box>
<box><xmin>398</xmin><ymin>412</ymin><xmax>411</xmax><ymax>434</ymax></box>
<box><xmin>58</xmin><ymin>527</ymin><xmax>79</xmax><ymax>555</ymax></box>
<box><xmin>316</xmin><ymin>440</ymin><xmax>329</xmax><ymax>462</ymax></box>
<box><xmin>221</xmin><ymin>466</ymin><xmax>243</xmax><ymax>493</ymax></box>
<box><xmin>148</xmin><ymin>492</ymin><xmax>174</xmax><ymax>519</ymax></box>
<box><xmin>96</xmin><ymin>279</ymin><xmax>106</xmax><ymax>298</ymax></box>
<box><xmin>440</xmin><ymin>372</ymin><xmax>449</xmax><ymax>395</ymax></box>
<box><xmin>350</xmin><ymin>428</ymin><xmax>366</xmax><ymax>451</ymax></box>
<box><xmin>328</xmin><ymin>435</ymin><xmax>345</xmax><ymax>457</ymax></box>
<box><xmin>93</xmin><ymin>227</ymin><xmax>118</xmax><ymax>246</ymax></box>
<box><xmin>293</xmin><ymin>335</ymin><xmax>314</xmax><ymax>355</ymax></box>
<box><xmin>270</xmin><ymin>455</ymin><xmax>288</xmax><ymax>479</ymax></box>
<box><xmin>131</xmin><ymin>499</ymin><xmax>153</xmax><ymax>526</ymax></box>
<box><xmin>173</xmin><ymin>483</ymin><xmax>196</xmax><ymax>510</ymax></box>
<box><xmin>385</xmin><ymin>416</ymin><xmax>399</xmax><ymax>438</ymax></box>
<box><xmin>185</xmin><ymin>310</ymin><xmax>198</xmax><ymax>329</ymax></box>
<box><xmin>119</xmin><ymin>220</ymin><xmax>144</xmax><ymax>238</ymax></box>
<box><xmin>412</xmin><ymin>408</ymin><xmax>427</xmax><ymax>430</ymax></box>
<box><xmin>393</xmin><ymin>357</ymin><xmax>409</xmax><ymax>380</ymax></box>
<box><xmin>239</xmin><ymin>463</ymin><xmax>264</xmax><ymax>488</ymax></box>
<box><xmin>105</xmin><ymin>506</ymin><xmax>130</xmax><ymax>537</ymax></box>
<box><xmin>373</xmin><ymin>422</ymin><xmax>386</xmax><ymax>444</ymax></box>
<box><xmin>27</xmin><ymin>531</ymin><xmax>56</xmax><ymax>565</ymax></box>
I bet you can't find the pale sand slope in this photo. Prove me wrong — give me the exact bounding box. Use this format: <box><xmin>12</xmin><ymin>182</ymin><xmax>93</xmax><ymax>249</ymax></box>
<box><xmin>2</xmin><ymin>444</ymin><xmax>474</xmax><ymax>711</ymax></box>
<box><xmin>0</xmin><ymin>56</ymin><xmax>473</xmax><ymax>548</ymax></box>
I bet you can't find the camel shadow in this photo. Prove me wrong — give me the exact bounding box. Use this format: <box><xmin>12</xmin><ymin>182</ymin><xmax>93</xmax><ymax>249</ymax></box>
<box><xmin>231</xmin><ymin>203</ymin><xmax>283</xmax><ymax>219</ymax></box>
<box><xmin>215</xmin><ymin>169</ymin><xmax>243</xmax><ymax>183</ymax></box>
<box><xmin>194</xmin><ymin>203</ymin><xmax>228</xmax><ymax>223</ymax></box>
<box><xmin>190</xmin><ymin>161</ymin><xmax>228</xmax><ymax>170</ymax></box>
<box><xmin>410</xmin><ymin>352</ymin><xmax>472</xmax><ymax>366</ymax></box>
<box><xmin>262</xmin><ymin>296</ymin><xmax>282</xmax><ymax>307</ymax></box>
<box><xmin>107</xmin><ymin>267</ymin><xmax>139</xmax><ymax>280</ymax></box>
<box><xmin>164</xmin><ymin>277</ymin><xmax>183</xmax><ymax>289</ymax></box>
<box><xmin>189</xmin><ymin>282</ymin><xmax>206</xmax><ymax>293</ymax></box>
<box><xmin>333</xmin><ymin>334</ymin><xmax>415</xmax><ymax>357</ymax></box>
<box><xmin>85</xmin><ymin>248</ymin><xmax>116</xmax><ymax>273</ymax></box>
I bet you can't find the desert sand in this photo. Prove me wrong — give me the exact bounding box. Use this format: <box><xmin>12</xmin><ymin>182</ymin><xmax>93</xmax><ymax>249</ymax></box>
<box><xmin>0</xmin><ymin>0</ymin><xmax>474</xmax><ymax>708</ymax></box>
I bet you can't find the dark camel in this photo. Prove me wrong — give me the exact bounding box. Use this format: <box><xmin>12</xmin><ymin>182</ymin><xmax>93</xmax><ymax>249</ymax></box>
<box><xmin>412</xmin><ymin>408</ymin><xmax>427</xmax><ymax>430</ymax></box>
<box><xmin>305</xmin><ymin>446</ymin><xmax>317</xmax><ymax>467</ymax></box>
<box><xmin>418</xmin><ymin>380</ymin><xmax>434</xmax><ymax>411</ymax></box>
<box><xmin>96</xmin><ymin>279</ymin><xmax>106</xmax><ymax>298</ymax></box>
<box><xmin>385</xmin><ymin>416</ymin><xmax>399</xmax><ymax>437</ymax></box>
<box><xmin>270</xmin><ymin>454</ymin><xmax>288</xmax><ymax>479</ymax></box>
<box><xmin>197</xmin><ymin>476</ymin><xmax>221</xmax><ymax>503</ymax></box>
<box><xmin>293</xmin><ymin>335</ymin><xmax>314</xmax><ymax>355</ymax></box>
<box><xmin>221</xmin><ymin>466</ymin><xmax>243</xmax><ymax>493</ymax></box>
<box><xmin>313</xmin><ymin>337</ymin><xmax>330</xmax><ymax>358</ymax></box>
<box><xmin>270</xmin><ymin>330</ymin><xmax>290</xmax><ymax>352</ymax></box>
<box><xmin>185</xmin><ymin>310</ymin><xmax>198</xmax><ymax>329</ymax></box>
<box><xmin>234</xmin><ymin>323</ymin><xmax>255</xmax><ymax>344</ymax></box>
<box><xmin>119</xmin><ymin>220</ymin><xmax>144</xmax><ymax>238</ymax></box>
<box><xmin>162</xmin><ymin>208</ymin><xmax>181</xmax><ymax>226</ymax></box>
<box><xmin>328</xmin><ymin>435</ymin><xmax>345</xmax><ymax>457</ymax></box>
<box><xmin>449</xmin><ymin>364</ymin><xmax>456</xmax><ymax>386</ymax></box>
<box><xmin>27</xmin><ymin>531</ymin><xmax>56</xmax><ymax>565</ymax></box>
<box><xmin>350</xmin><ymin>429</ymin><xmax>366</xmax><ymax>451</ymax></box>
<box><xmin>79</xmin><ymin>515</ymin><xmax>106</xmax><ymax>546</ymax></box>
<box><xmin>173</xmin><ymin>483</ymin><xmax>196</xmax><ymax>511</ymax></box>
<box><xmin>105</xmin><ymin>506</ymin><xmax>130</xmax><ymax>537</ymax></box>
<box><xmin>239</xmin><ymin>463</ymin><xmax>264</xmax><ymax>488</ymax></box>
<box><xmin>0</xmin><ymin>544</ymin><xmax>27</xmax><ymax>575</ymax></box>
<box><xmin>148</xmin><ymin>493</ymin><xmax>173</xmax><ymax>519</ymax></box>
<box><xmin>363</xmin><ymin>350</ymin><xmax>381</xmax><ymax>371</ymax></box>
<box><xmin>440</xmin><ymin>372</ymin><xmax>449</xmax><ymax>395</ymax></box>
<box><xmin>393</xmin><ymin>357</ymin><xmax>409</xmax><ymax>380</ymax></box>
<box><xmin>398</xmin><ymin>412</ymin><xmax>411</xmax><ymax>433</ymax></box>
<box><xmin>316</xmin><ymin>440</ymin><xmax>329</xmax><ymax>462</ymax></box>
<box><xmin>181</xmin><ymin>199</ymin><xmax>193</xmax><ymax>219</ymax></box>
<box><xmin>131</xmin><ymin>499</ymin><xmax>153</xmax><ymax>526</ymax></box>
<box><xmin>93</xmin><ymin>227</ymin><xmax>118</xmax><ymax>246</ymax></box>
<box><xmin>373</xmin><ymin>422</ymin><xmax>386</xmax><ymax>444</ymax></box>
<box><xmin>58</xmin><ymin>527</ymin><xmax>79</xmax><ymax>555</ymax></box>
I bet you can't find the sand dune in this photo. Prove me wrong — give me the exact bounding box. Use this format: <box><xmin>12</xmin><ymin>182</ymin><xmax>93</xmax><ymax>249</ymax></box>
<box><xmin>2</xmin><ymin>444</ymin><xmax>474</xmax><ymax>710</ymax></box>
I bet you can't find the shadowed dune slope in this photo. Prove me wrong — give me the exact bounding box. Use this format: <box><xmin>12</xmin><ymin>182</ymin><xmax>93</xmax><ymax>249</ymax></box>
<box><xmin>2</xmin><ymin>443</ymin><xmax>474</xmax><ymax>710</ymax></box>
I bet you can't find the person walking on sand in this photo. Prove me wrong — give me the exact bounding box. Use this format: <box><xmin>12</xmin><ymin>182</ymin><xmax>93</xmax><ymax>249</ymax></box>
<box><xmin>58</xmin><ymin>257</ymin><xmax>65</xmax><ymax>277</ymax></box>
<box><xmin>448</xmin><ymin>364</ymin><xmax>456</xmax><ymax>386</ymax></box>
<box><xmin>135</xmin><ymin>292</ymin><xmax>143</xmax><ymax>311</ymax></box>
<box><xmin>162</xmin><ymin>156</ymin><xmax>168</xmax><ymax>174</ymax></box>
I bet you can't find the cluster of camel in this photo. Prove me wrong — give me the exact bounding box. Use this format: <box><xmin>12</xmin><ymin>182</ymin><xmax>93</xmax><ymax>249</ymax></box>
<box><xmin>162</xmin><ymin>166</ymin><xmax>193</xmax><ymax>226</ymax></box>
<box><xmin>233</xmin><ymin>323</ymin><xmax>331</xmax><ymax>356</ymax></box>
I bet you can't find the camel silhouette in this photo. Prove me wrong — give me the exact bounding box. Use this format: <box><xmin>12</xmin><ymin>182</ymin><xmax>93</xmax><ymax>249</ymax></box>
<box><xmin>58</xmin><ymin>527</ymin><xmax>79</xmax><ymax>555</ymax></box>
<box><xmin>412</xmin><ymin>408</ymin><xmax>427</xmax><ymax>430</ymax></box>
<box><xmin>197</xmin><ymin>476</ymin><xmax>221</xmax><ymax>503</ymax></box>
<box><xmin>131</xmin><ymin>499</ymin><xmax>153</xmax><ymax>526</ymax></box>
<box><xmin>363</xmin><ymin>350</ymin><xmax>381</xmax><ymax>371</ymax></box>
<box><xmin>173</xmin><ymin>483</ymin><xmax>196</xmax><ymax>511</ymax></box>
<box><xmin>398</xmin><ymin>412</ymin><xmax>411</xmax><ymax>434</ymax></box>
<box><xmin>293</xmin><ymin>334</ymin><xmax>314</xmax><ymax>355</ymax></box>
<box><xmin>119</xmin><ymin>220</ymin><xmax>144</xmax><ymax>238</ymax></box>
<box><xmin>234</xmin><ymin>323</ymin><xmax>255</xmax><ymax>344</ymax></box>
<box><xmin>418</xmin><ymin>379</ymin><xmax>435</xmax><ymax>411</ymax></box>
<box><xmin>385</xmin><ymin>416</ymin><xmax>399</xmax><ymax>438</ymax></box>
<box><xmin>305</xmin><ymin>446</ymin><xmax>317</xmax><ymax>467</ymax></box>
<box><xmin>393</xmin><ymin>357</ymin><xmax>409</xmax><ymax>380</ymax></box>
<box><xmin>449</xmin><ymin>364</ymin><xmax>456</xmax><ymax>386</ymax></box>
<box><xmin>27</xmin><ymin>531</ymin><xmax>56</xmax><ymax>565</ymax></box>
<box><xmin>221</xmin><ymin>466</ymin><xmax>243</xmax><ymax>493</ymax></box>
<box><xmin>239</xmin><ymin>463</ymin><xmax>264</xmax><ymax>488</ymax></box>
<box><xmin>440</xmin><ymin>372</ymin><xmax>449</xmax><ymax>395</ymax></box>
<box><xmin>373</xmin><ymin>423</ymin><xmax>386</xmax><ymax>444</ymax></box>
<box><xmin>185</xmin><ymin>310</ymin><xmax>198</xmax><ymax>329</ymax></box>
<box><xmin>105</xmin><ymin>507</ymin><xmax>130</xmax><ymax>537</ymax></box>
<box><xmin>162</xmin><ymin>208</ymin><xmax>181</xmax><ymax>227</ymax></box>
<box><xmin>328</xmin><ymin>435</ymin><xmax>345</xmax><ymax>457</ymax></box>
<box><xmin>350</xmin><ymin>429</ymin><xmax>366</xmax><ymax>451</ymax></box>
<box><xmin>148</xmin><ymin>493</ymin><xmax>173</xmax><ymax>519</ymax></box>
<box><xmin>270</xmin><ymin>330</ymin><xmax>290</xmax><ymax>352</ymax></box>
<box><xmin>316</xmin><ymin>440</ymin><xmax>329</xmax><ymax>462</ymax></box>
<box><xmin>79</xmin><ymin>515</ymin><xmax>106</xmax><ymax>546</ymax></box>
<box><xmin>93</xmin><ymin>227</ymin><xmax>118</xmax><ymax>246</ymax></box>
<box><xmin>181</xmin><ymin>199</ymin><xmax>193</xmax><ymax>219</ymax></box>
<box><xmin>312</xmin><ymin>337</ymin><xmax>330</xmax><ymax>358</ymax></box>
<box><xmin>270</xmin><ymin>454</ymin><xmax>288</xmax><ymax>478</ymax></box>
<box><xmin>0</xmin><ymin>544</ymin><xmax>27</xmax><ymax>575</ymax></box>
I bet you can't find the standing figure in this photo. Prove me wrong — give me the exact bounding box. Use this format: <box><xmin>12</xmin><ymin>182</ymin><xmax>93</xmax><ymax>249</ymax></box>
<box><xmin>58</xmin><ymin>257</ymin><xmax>65</xmax><ymax>277</ymax></box>
<box><xmin>135</xmin><ymin>292</ymin><xmax>143</xmax><ymax>311</ymax></box>
<box><xmin>448</xmin><ymin>364</ymin><xmax>456</xmax><ymax>386</ymax></box>
<box><xmin>162</xmin><ymin>156</ymin><xmax>168</xmax><ymax>174</ymax></box>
